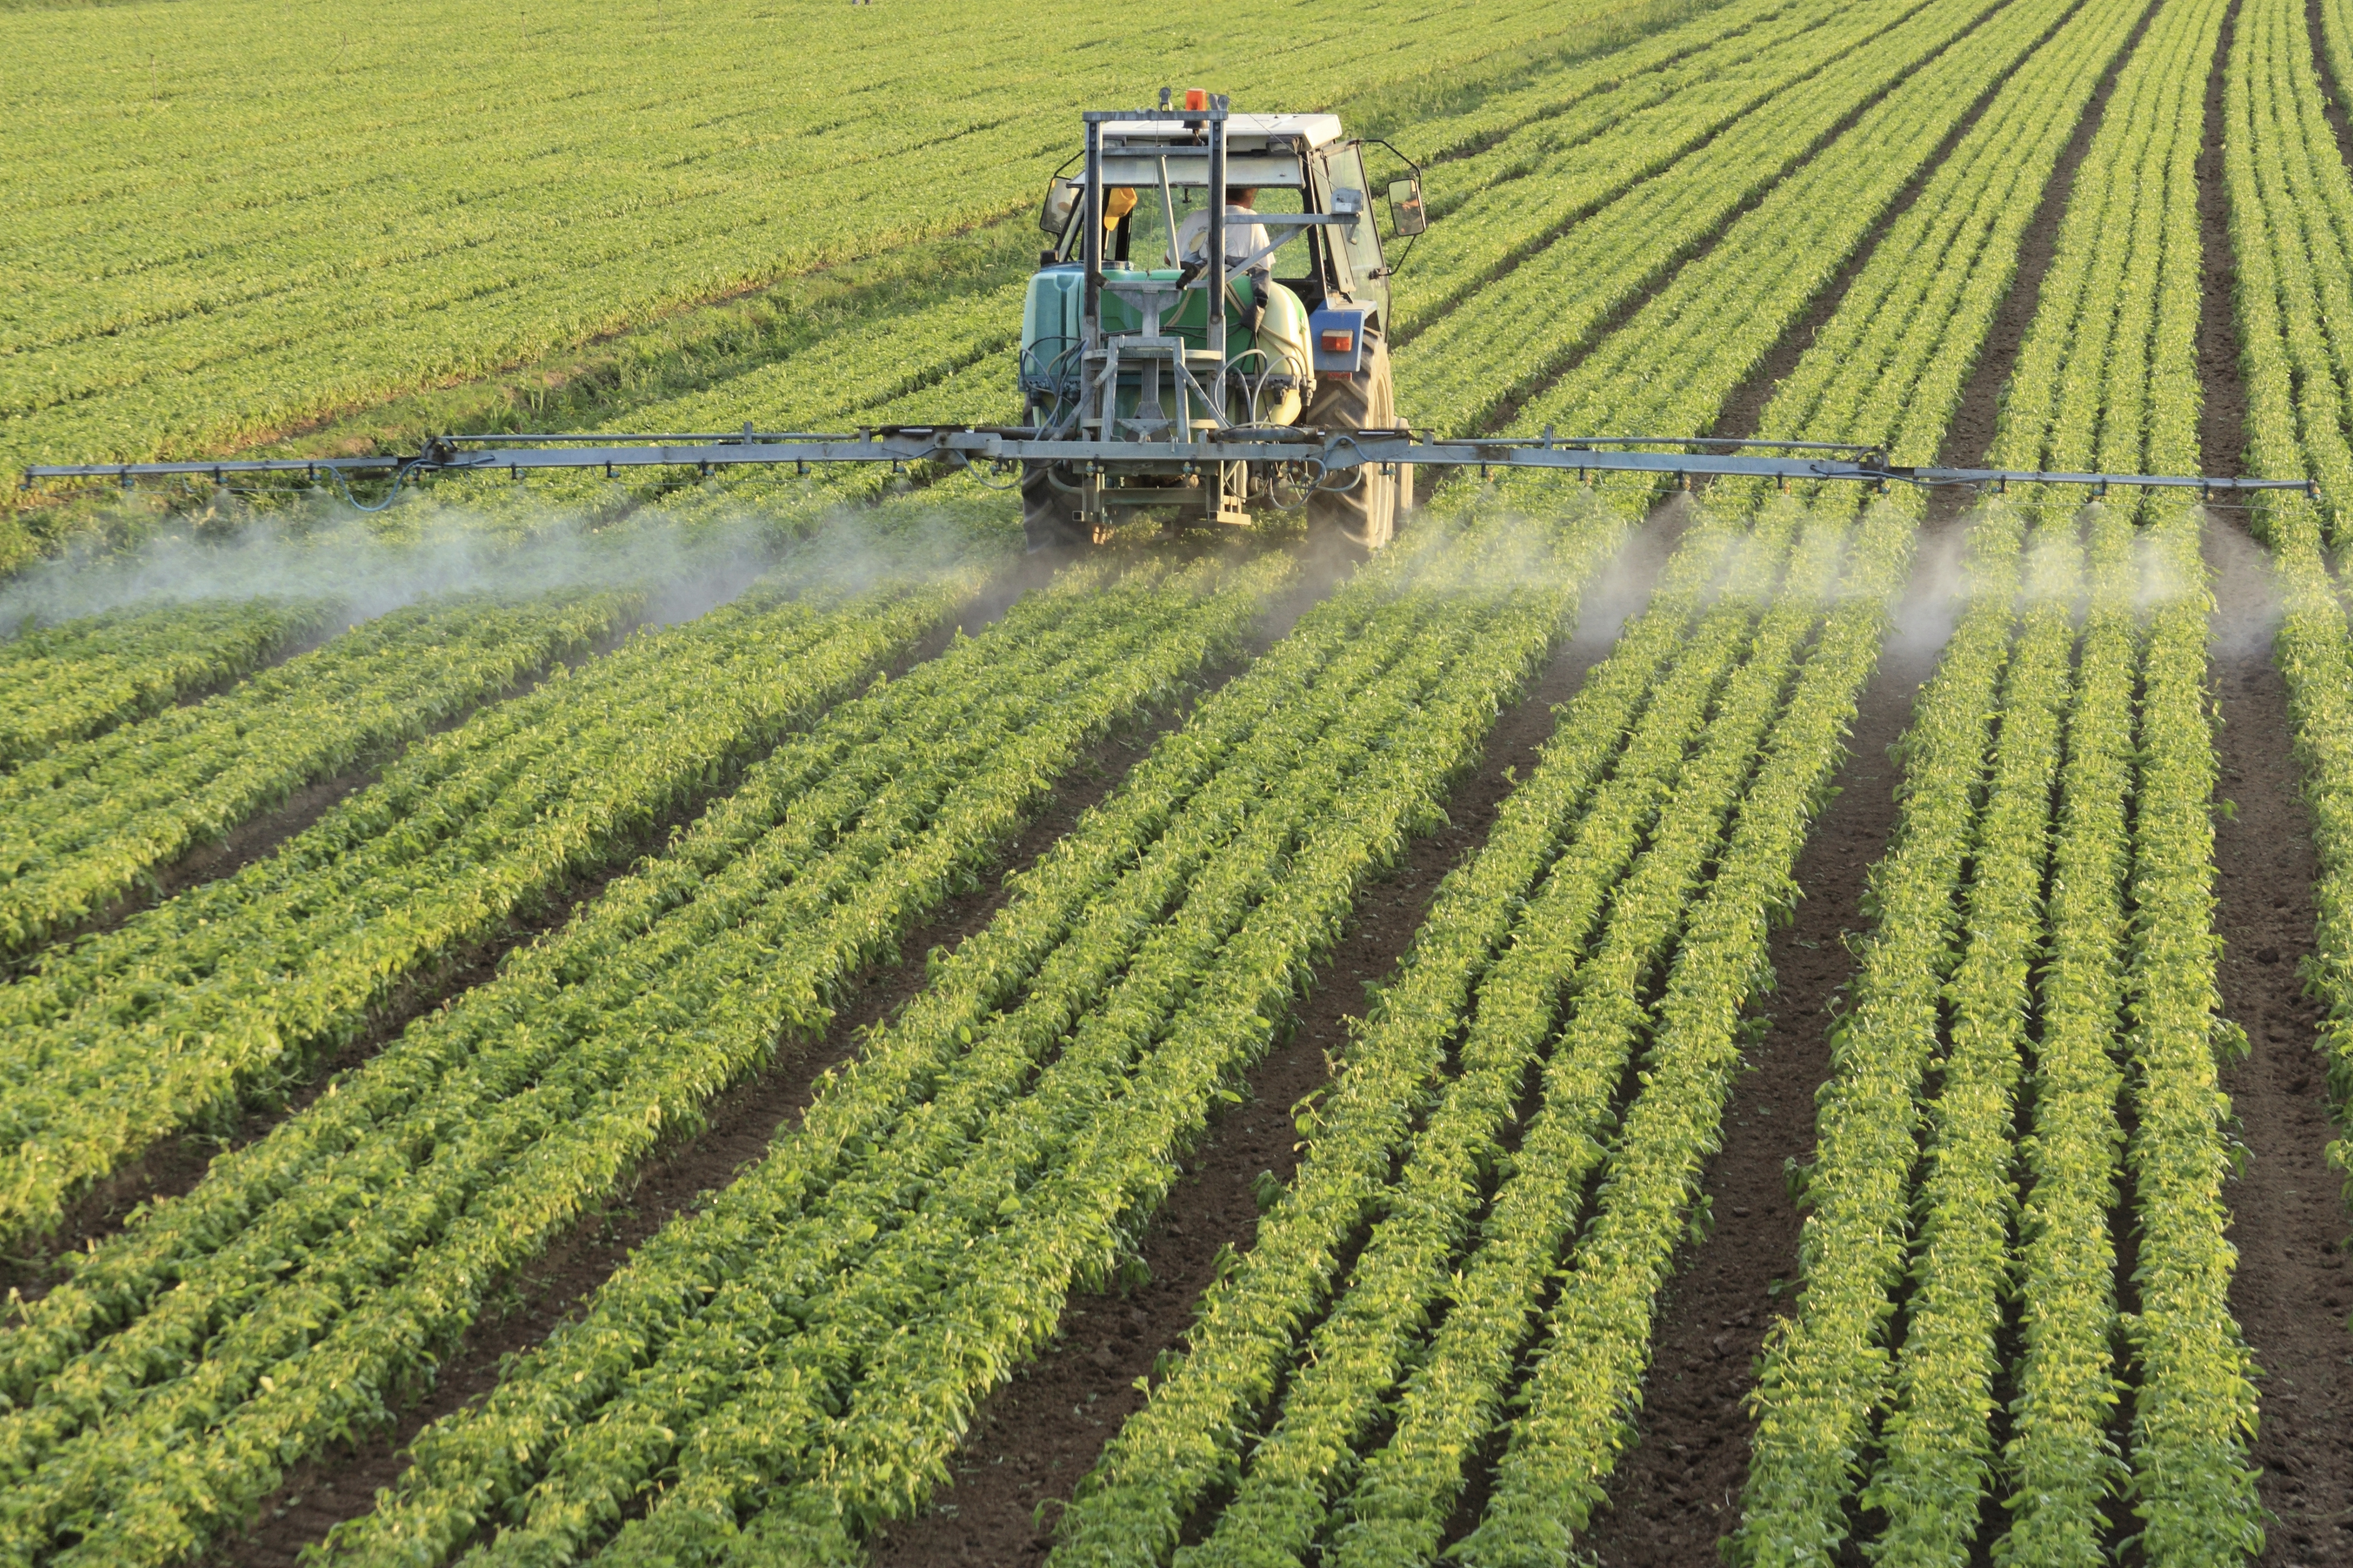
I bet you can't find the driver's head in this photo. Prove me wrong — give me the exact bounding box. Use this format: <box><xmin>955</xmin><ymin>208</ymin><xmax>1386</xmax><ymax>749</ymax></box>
<box><xmin>1227</xmin><ymin>186</ymin><xmax>1259</xmax><ymax>209</ymax></box>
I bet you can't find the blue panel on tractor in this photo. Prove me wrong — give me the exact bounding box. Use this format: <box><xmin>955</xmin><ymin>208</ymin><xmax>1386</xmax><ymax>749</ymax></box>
<box><xmin>1309</xmin><ymin>306</ymin><xmax>1370</xmax><ymax>375</ymax></box>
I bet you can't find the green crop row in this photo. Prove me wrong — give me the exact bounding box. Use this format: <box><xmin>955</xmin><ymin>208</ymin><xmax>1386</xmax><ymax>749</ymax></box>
<box><xmin>1984</xmin><ymin>0</ymin><xmax>2252</xmax><ymax>1556</ymax></box>
<box><xmin>1046</xmin><ymin>515</ymin><xmax>1744</xmax><ymax>1566</ymax></box>
<box><xmin>0</xmin><ymin>0</ymin><xmax>1678</xmax><ymax>496</ymax></box>
<box><xmin>315</xmin><ymin>506</ymin><xmax>1623</xmax><ymax>1567</ymax></box>
<box><xmin>1515</xmin><ymin>0</ymin><xmax>2087</xmax><ymax>453</ymax></box>
<box><xmin>1391</xmin><ymin>0</ymin><xmax>1928</xmax><ymax>342</ymax></box>
<box><xmin>1451</xmin><ymin>506</ymin><xmax>1907</xmax><ymax>1568</ymax></box>
<box><xmin>1055</xmin><ymin>511</ymin><xmax>1791</xmax><ymax>1567</ymax></box>
<box><xmin>2233</xmin><ymin>0</ymin><xmax>2353</xmax><ymax>1282</ymax></box>
<box><xmin>0</xmin><ymin>600</ymin><xmax>328</xmax><ymax>773</ymax></box>
<box><xmin>1732</xmin><ymin>513</ymin><xmax>2024</xmax><ymax>1566</ymax></box>
<box><xmin>0</xmin><ymin>570</ymin><xmax>974</xmax><ymax>1248</ymax></box>
<box><xmin>1742</xmin><ymin>0</ymin><xmax>2259</xmax><ymax>1553</ymax></box>
<box><xmin>2228</xmin><ymin>0</ymin><xmax>2353</xmax><ymax>1139</ymax></box>
<box><xmin>1503</xmin><ymin>0</ymin><xmax>2137</xmax><ymax>528</ymax></box>
<box><xmin>2122</xmin><ymin>507</ymin><xmax>2264</xmax><ymax>1561</ymax></box>
<box><xmin>0</xmin><ymin>553</ymin><xmax>1281</xmax><ymax>1568</ymax></box>
<box><xmin>2109</xmin><ymin>0</ymin><xmax>2259</xmax><ymax>1544</ymax></box>
<box><xmin>1997</xmin><ymin>511</ymin><xmax>2137</xmax><ymax>1565</ymax></box>
<box><xmin>1319</xmin><ymin>510</ymin><xmax>1847</xmax><ymax>1568</ymax></box>
<box><xmin>1400</xmin><ymin>0</ymin><xmax>2020</xmax><ymax>435</ymax></box>
<box><xmin>1853</xmin><ymin>526</ymin><xmax>2069</xmax><ymax>1568</ymax></box>
<box><xmin>0</xmin><ymin>590</ymin><xmax>637</xmax><ymax>957</ymax></box>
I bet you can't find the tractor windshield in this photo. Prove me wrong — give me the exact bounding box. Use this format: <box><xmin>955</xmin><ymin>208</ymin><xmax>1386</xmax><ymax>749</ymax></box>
<box><xmin>1116</xmin><ymin>183</ymin><xmax>1306</xmax><ymax>272</ymax></box>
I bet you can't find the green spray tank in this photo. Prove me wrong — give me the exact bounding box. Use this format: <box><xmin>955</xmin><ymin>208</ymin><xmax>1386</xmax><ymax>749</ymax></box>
<box><xmin>1022</xmin><ymin>266</ymin><xmax>1313</xmax><ymax>430</ymax></box>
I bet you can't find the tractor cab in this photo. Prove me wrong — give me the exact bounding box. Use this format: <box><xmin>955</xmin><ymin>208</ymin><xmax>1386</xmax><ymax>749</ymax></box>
<box><xmin>1017</xmin><ymin>95</ymin><xmax>1428</xmax><ymax>552</ymax></box>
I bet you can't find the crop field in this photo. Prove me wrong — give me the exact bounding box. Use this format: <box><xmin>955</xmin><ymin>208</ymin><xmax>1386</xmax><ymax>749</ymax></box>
<box><xmin>5</xmin><ymin>0</ymin><xmax>2353</xmax><ymax>1562</ymax></box>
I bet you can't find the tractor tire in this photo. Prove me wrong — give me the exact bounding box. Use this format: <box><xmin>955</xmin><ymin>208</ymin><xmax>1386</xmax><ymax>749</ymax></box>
<box><xmin>1304</xmin><ymin>333</ymin><xmax>1400</xmax><ymax>553</ymax></box>
<box><xmin>1021</xmin><ymin>462</ymin><xmax>1094</xmax><ymax>551</ymax></box>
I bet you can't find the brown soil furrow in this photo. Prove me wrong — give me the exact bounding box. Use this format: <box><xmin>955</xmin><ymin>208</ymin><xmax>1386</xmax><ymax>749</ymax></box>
<box><xmin>860</xmin><ymin>506</ymin><xmax>1689</xmax><ymax>1568</ymax></box>
<box><xmin>2208</xmin><ymin>517</ymin><xmax>2353</xmax><ymax>1568</ymax></box>
<box><xmin>2201</xmin><ymin>0</ymin><xmax>2353</xmax><ymax>1552</ymax></box>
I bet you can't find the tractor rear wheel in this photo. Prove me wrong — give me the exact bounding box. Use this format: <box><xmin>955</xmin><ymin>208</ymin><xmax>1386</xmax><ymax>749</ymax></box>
<box><xmin>1022</xmin><ymin>463</ymin><xmax>1094</xmax><ymax>551</ymax></box>
<box><xmin>1304</xmin><ymin>333</ymin><xmax>1401</xmax><ymax>553</ymax></box>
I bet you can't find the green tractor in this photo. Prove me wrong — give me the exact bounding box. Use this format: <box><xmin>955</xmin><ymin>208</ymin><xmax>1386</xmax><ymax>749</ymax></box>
<box><xmin>1019</xmin><ymin>92</ymin><xmax>1429</xmax><ymax>553</ymax></box>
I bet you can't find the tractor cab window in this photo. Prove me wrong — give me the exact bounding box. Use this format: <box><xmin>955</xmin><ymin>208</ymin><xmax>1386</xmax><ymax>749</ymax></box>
<box><xmin>1317</xmin><ymin>145</ymin><xmax>1390</xmax><ymax>319</ymax></box>
<box><xmin>1109</xmin><ymin>182</ymin><xmax>1306</xmax><ymax>273</ymax></box>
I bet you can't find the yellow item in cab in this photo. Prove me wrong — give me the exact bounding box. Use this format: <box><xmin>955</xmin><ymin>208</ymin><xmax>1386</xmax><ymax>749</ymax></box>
<box><xmin>1104</xmin><ymin>187</ymin><xmax>1137</xmax><ymax>228</ymax></box>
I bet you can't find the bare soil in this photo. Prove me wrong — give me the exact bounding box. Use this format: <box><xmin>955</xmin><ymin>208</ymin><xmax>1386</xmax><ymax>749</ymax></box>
<box><xmin>2199</xmin><ymin>6</ymin><xmax>2353</xmax><ymax>1557</ymax></box>
<box><xmin>857</xmin><ymin>509</ymin><xmax>1687</xmax><ymax>1567</ymax></box>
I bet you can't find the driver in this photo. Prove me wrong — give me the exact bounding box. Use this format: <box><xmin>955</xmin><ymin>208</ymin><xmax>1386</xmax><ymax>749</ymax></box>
<box><xmin>1175</xmin><ymin>186</ymin><xmax>1274</xmax><ymax>330</ymax></box>
<box><xmin>1174</xmin><ymin>186</ymin><xmax>1271</xmax><ymax>272</ymax></box>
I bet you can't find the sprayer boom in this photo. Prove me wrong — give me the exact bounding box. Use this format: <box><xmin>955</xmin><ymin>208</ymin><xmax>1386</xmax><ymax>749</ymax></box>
<box><xmin>21</xmin><ymin>427</ymin><xmax>2307</xmax><ymax>507</ymax></box>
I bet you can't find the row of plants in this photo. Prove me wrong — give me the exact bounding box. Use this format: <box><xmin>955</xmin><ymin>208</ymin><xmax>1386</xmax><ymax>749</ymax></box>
<box><xmin>1453</xmin><ymin>501</ymin><xmax>1906</xmax><ymax>1568</ymax></box>
<box><xmin>312</xmin><ymin>508</ymin><xmax>1627</xmax><ymax>1567</ymax></box>
<box><xmin>1995</xmin><ymin>511</ymin><xmax>2137</xmax><ymax>1563</ymax></box>
<box><xmin>1400</xmin><ymin>0</ymin><xmax>2030</xmax><ymax>434</ymax></box>
<box><xmin>1392</xmin><ymin>0</ymin><xmax>1918</xmax><ymax>340</ymax></box>
<box><xmin>1731</xmin><ymin>512</ymin><xmax>2029</xmax><ymax>1564</ymax></box>
<box><xmin>0</xmin><ymin>553</ymin><xmax>1289</xmax><ymax>1568</ymax></box>
<box><xmin>1742</xmin><ymin>0</ymin><xmax>2259</xmax><ymax>1553</ymax></box>
<box><xmin>2228</xmin><ymin>0</ymin><xmax>2353</xmax><ymax>1135</ymax></box>
<box><xmin>1245</xmin><ymin>512</ymin><xmax>1845</xmax><ymax>1568</ymax></box>
<box><xmin>1531</xmin><ymin>0</ymin><xmax>2148</xmax><ymax>472</ymax></box>
<box><xmin>2112</xmin><ymin>0</ymin><xmax>2260</xmax><ymax>1538</ymax></box>
<box><xmin>1049</xmin><ymin>510</ymin><xmax>1785</xmax><ymax>1564</ymax></box>
<box><xmin>0</xmin><ymin>571</ymin><xmax>973</xmax><ymax>1247</ymax></box>
<box><xmin>2122</xmin><ymin>506</ymin><xmax>2264</xmax><ymax>1560</ymax></box>
<box><xmin>0</xmin><ymin>590</ymin><xmax>636</xmax><ymax>956</ymax></box>
<box><xmin>1</xmin><ymin>0</ymin><xmax>1700</xmax><ymax>495</ymax></box>
<box><xmin>0</xmin><ymin>599</ymin><xmax>328</xmax><ymax>773</ymax></box>
<box><xmin>1855</xmin><ymin>526</ymin><xmax>2072</xmax><ymax>1567</ymax></box>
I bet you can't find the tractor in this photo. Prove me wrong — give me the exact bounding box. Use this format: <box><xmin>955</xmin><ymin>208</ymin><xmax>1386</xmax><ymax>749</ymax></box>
<box><xmin>1017</xmin><ymin>90</ymin><xmax>1427</xmax><ymax>552</ymax></box>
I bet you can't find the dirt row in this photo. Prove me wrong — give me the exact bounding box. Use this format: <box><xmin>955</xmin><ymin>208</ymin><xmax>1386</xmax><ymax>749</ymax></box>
<box><xmin>2217</xmin><ymin>2</ymin><xmax>2353</xmax><ymax>1561</ymax></box>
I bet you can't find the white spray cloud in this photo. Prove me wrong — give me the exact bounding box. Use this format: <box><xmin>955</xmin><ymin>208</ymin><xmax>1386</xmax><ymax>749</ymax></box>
<box><xmin>0</xmin><ymin>486</ymin><xmax>970</xmax><ymax>638</ymax></box>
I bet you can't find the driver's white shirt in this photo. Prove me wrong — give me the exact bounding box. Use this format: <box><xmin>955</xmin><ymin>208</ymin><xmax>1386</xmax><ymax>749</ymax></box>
<box><xmin>1174</xmin><ymin>205</ymin><xmax>1273</xmax><ymax>268</ymax></box>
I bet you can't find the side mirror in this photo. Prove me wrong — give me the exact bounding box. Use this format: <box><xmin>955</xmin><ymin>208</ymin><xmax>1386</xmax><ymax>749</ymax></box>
<box><xmin>1387</xmin><ymin>176</ymin><xmax>1427</xmax><ymax>238</ymax></box>
<box><xmin>1039</xmin><ymin>176</ymin><xmax>1080</xmax><ymax>238</ymax></box>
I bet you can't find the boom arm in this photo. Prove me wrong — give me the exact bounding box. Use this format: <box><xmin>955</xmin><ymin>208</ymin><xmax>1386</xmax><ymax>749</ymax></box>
<box><xmin>20</xmin><ymin>427</ymin><xmax>2309</xmax><ymax>503</ymax></box>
